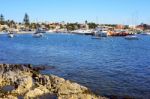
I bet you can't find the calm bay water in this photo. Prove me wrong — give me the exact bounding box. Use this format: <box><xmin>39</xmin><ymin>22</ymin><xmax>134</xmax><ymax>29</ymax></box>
<box><xmin>0</xmin><ymin>33</ymin><xmax>150</xmax><ymax>98</ymax></box>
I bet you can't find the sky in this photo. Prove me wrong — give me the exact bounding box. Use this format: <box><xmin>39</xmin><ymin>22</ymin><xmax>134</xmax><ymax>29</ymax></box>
<box><xmin>0</xmin><ymin>0</ymin><xmax>150</xmax><ymax>25</ymax></box>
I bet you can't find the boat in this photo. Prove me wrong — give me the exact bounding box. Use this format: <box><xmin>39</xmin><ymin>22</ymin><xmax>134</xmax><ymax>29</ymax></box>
<box><xmin>71</xmin><ymin>29</ymin><xmax>93</xmax><ymax>35</ymax></box>
<box><xmin>92</xmin><ymin>27</ymin><xmax>107</xmax><ymax>39</ymax></box>
<box><xmin>33</xmin><ymin>33</ymin><xmax>43</xmax><ymax>38</ymax></box>
<box><xmin>97</xmin><ymin>30</ymin><xmax>107</xmax><ymax>37</ymax></box>
<box><xmin>8</xmin><ymin>31</ymin><xmax>15</xmax><ymax>38</ymax></box>
<box><xmin>8</xmin><ymin>33</ymin><xmax>14</xmax><ymax>38</ymax></box>
<box><xmin>124</xmin><ymin>35</ymin><xmax>139</xmax><ymax>40</ymax></box>
<box><xmin>33</xmin><ymin>28</ymin><xmax>44</xmax><ymax>38</ymax></box>
<box><xmin>110</xmin><ymin>30</ymin><xmax>128</xmax><ymax>36</ymax></box>
<box><xmin>140</xmin><ymin>32</ymin><xmax>150</xmax><ymax>35</ymax></box>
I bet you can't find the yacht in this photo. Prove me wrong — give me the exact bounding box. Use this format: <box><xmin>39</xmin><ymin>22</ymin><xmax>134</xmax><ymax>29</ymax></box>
<box><xmin>140</xmin><ymin>32</ymin><xmax>150</xmax><ymax>35</ymax></box>
<box><xmin>97</xmin><ymin>30</ymin><xmax>107</xmax><ymax>37</ymax></box>
<box><xmin>71</xmin><ymin>29</ymin><xmax>93</xmax><ymax>35</ymax></box>
<box><xmin>92</xmin><ymin>28</ymin><xmax>107</xmax><ymax>39</ymax></box>
<box><xmin>33</xmin><ymin>33</ymin><xmax>43</xmax><ymax>38</ymax></box>
<box><xmin>33</xmin><ymin>28</ymin><xmax>45</xmax><ymax>38</ymax></box>
<box><xmin>8</xmin><ymin>31</ymin><xmax>15</xmax><ymax>38</ymax></box>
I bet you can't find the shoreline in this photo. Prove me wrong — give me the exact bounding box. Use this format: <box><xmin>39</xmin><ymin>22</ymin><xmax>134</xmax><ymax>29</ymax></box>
<box><xmin>0</xmin><ymin>31</ymin><xmax>67</xmax><ymax>34</ymax></box>
<box><xmin>0</xmin><ymin>64</ymin><xmax>106</xmax><ymax>99</ymax></box>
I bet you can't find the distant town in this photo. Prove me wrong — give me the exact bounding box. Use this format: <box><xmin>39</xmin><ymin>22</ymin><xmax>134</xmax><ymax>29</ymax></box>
<box><xmin>0</xmin><ymin>13</ymin><xmax>150</xmax><ymax>36</ymax></box>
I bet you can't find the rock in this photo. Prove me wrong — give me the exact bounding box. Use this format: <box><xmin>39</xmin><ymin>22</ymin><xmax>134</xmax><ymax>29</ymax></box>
<box><xmin>0</xmin><ymin>64</ymin><xmax>107</xmax><ymax>99</ymax></box>
<box><xmin>25</xmin><ymin>86</ymin><xmax>49</xmax><ymax>98</ymax></box>
<box><xmin>13</xmin><ymin>76</ymin><xmax>33</xmax><ymax>94</ymax></box>
<box><xmin>3</xmin><ymin>95</ymin><xmax>18</xmax><ymax>99</ymax></box>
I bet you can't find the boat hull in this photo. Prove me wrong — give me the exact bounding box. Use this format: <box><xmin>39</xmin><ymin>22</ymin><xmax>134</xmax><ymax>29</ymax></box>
<box><xmin>8</xmin><ymin>34</ymin><xmax>14</xmax><ymax>38</ymax></box>
<box><xmin>33</xmin><ymin>33</ymin><xmax>43</xmax><ymax>38</ymax></box>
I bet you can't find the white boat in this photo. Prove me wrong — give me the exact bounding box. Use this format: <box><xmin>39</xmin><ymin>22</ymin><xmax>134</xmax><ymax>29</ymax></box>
<box><xmin>124</xmin><ymin>35</ymin><xmax>139</xmax><ymax>40</ymax></box>
<box><xmin>33</xmin><ymin>28</ymin><xmax>44</xmax><ymax>38</ymax></box>
<box><xmin>33</xmin><ymin>33</ymin><xmax>43</xmax><ymax>38</ymax></box>
<box><xmin>8</xmin><ymin>31</ymin><xmax>15</xmax><ymax>38</ymax></box>
<box><xmin>71</xmin><ymin>29</ymin><xmax>93</xmax><ymax>35</ymax></box>
<box><xmin>140</xmin><ymin>32</ymin><xmax>150</xmax><ymax>35</ymax></box>
<box><xmin>97</xmin><ymin>30</ymin><xmax>107</xmax><ymax>37</ymax></box>
<box><xmin>8</xmin><ymin>33</ymin><xmax>14</xmax><ymax>38</ymax></box>
<box><xmin>93</xmin><ymin>27</ymin><xmax>108</xmax><ymax>37</ymax></box>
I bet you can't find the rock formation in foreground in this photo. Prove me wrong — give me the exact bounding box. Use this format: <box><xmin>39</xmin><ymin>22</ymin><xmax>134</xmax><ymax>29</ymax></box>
<box><xmin>0</xmin><ymin>64</ymin><xmax>107</xmax><ymax>99</ymax></box>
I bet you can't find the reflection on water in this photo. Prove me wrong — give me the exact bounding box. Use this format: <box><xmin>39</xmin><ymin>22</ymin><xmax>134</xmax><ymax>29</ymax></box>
<box><xmin>0</xmin><ymin>33</ymin><xmax>150</xmax><ymax>99</ymax></box>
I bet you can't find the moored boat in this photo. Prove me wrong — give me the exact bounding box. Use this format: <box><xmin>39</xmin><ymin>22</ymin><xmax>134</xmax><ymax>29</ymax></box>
<box><xmin>110</xmin><ymin>30</ymin><xmax>128</xmax><ymax>36</ymax></box>
<box><xmin>92</xmin><ymin>27</ymin><xmax>108</xmax><ymax>39</ymax></box>
<box><xmin>33</xmin><ymin>33</ymin><xmax>43</xmax><ymax>38</ymax></box>
<box><xmin>8</xmin><ymin>33</ymin><xmax>14</xmax><ymax>38</ymax></box>
<box><xmin>8</xmin><ymin>31</ymin><xmax>15</xmax><ymax>38</ymax></box>
<box><xmin>33</xmin><ymin>28</ymin><xmax>44</xmax><ymax>38</ymax></box>
<box><xmin>140</xmin><ymin>32</ymin><xmax>150</xmax><ymax>35</ymax></box>
<box><xmin>71</xmin><ymin>29</ymin><xmax>93</xmax><ymax>35</ymax></box>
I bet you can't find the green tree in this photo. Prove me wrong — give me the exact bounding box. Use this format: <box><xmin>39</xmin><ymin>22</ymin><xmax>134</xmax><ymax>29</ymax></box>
<box><xmin>85</xmin><ymin>20</ymin><xmax>88</xmax><ymax>24</ymax></box>
<box><xmin>88</xmin><ymin>23</ymin><xmax>98</xmax><ymax>29</ymax></box>
<box><xmin>8</xmin><ymin>20</ymin><xmax>16</xmax><ymax>28</ymax></box>
<box><xmin>66</xmin><ymin>23</ymin><xmax>79</xmax><ymax>31</ymax></box>
<box><xmin>124</xmin><ymin>25</ymin><xmax>129</xmax><ymax>29</ymax></box>
<box><xmin>23</xmin><ymin>13</ymin><xmax>30</xmax><ymax>27</ymax></box>
<box><xmin>0</xmin><ymin>14</ymin><xmax>5</xmax><ymax>25</ymax></box>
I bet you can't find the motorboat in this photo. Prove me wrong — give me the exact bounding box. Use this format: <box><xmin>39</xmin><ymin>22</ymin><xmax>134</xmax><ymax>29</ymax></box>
<box><xmin>96</xmin><ymin>30</ymin><xmax>107</xmax><ymax>37</ymax></box>
<box><xmin>92</xmin><ymin>27</ymin><xmax>107</xmax><ymax>39</ymax></box>
<box><xmin>33</xmin><ymin>28</ymin><xmax>44</xmax><ymax>38</ymax></box>
<box><xmin>71</xmin><ymin>29</ymin><xmax>93</xmax><ymax>35</ymax></box>
<box><xmin>8</xmin><ymin>31</ymin><xmax>15</xmax><ymax>38</ymax></box>
<box><xmin>33</xmin><ymin>33</ymin><xmax>43</xmax><ymax>38</ymax></box>
<box><xmin>8</xmin><ymin>33</ymin><xmax>14</xmax><ymax>38</ymax></box>
<box><xmin>124</xmin><ymin>35</ymin><xmax>139</xmax><ymax>40</ymax></box>
<box><xmin>140</xmin><ymin>32</ymin><xmax>150</xmax><ymax>35</ymax></box>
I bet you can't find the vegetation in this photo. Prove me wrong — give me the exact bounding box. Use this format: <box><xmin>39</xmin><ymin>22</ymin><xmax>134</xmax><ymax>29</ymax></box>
<box><xmin>101</xmin><ymin>24</ymin><xmax>117</xmax><ymax>27</ymax></box>
<box><xmin>0</xmin><ymin>14</ymin><xmax>5</xmax><ymax>25</ymax></box>
<box><xmin>124</xmin><ymin>25</ymin><xmax>129</xmax><ymax>29</ymax></box>
<box><xmin>66</xmin><ymin>23</ymin><xmax>80</xmax><ymax>31</ymax></box>
<box><xmin>1</xmin><ymin>13</ymin><xmax>149</xmax><ymax>32</ymax></box>
<box><xmin>23</xmin><ymin>13</ymin><xmax>30</xmax><ymax>28</ymax></box>
<box><xmin>88</xmin><ymin>23</ymin><xmax>98</xmax><ymax>29</ymax></box>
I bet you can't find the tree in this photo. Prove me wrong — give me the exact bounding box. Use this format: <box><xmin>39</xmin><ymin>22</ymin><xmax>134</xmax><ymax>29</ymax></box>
<box><xmin>88</xmin><ymin>23</ymin><xmax>98</xmax><ymax>29</ymax></box>
<box><xmin>66</xmin><ymin>23</ymin><xmax>80</xmax><ymax>31</ymax></box>
<box><xmin>23</xmin><ymin>13</ymin><xmax>30</xmax><ymax>27</ymax></box>
<box><xmin>124</xmin><ymin>25</ymin><xmax>129</xmax><ymax>29</ymax></box>
<box><xmin>0</xmin><ymin>14</ymin><xmax>5</xmax><ymax>25</ymax></box>
<box><xmin>85</xmin><ymin>20</ymin><xmax>88</xmax><ymax>25</ymax></box>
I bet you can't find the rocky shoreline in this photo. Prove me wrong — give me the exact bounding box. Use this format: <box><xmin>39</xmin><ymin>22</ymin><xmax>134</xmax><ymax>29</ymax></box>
<box><xmin>0</xmin><ymin>64</ymin><xmax>107</xmax><ymax>99</ymax></box>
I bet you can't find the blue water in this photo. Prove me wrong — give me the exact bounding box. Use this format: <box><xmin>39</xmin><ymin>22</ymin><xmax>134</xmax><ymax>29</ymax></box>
<box><xmin>0</xmin><ymin>33</ymin><xmax>150</xmax><ymax>99</ymax></box>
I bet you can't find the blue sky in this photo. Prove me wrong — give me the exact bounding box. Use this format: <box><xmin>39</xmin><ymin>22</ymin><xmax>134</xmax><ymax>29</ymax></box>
<box><xmin>0</xmin><ymin>0</ymin><xmax>150</xmax><ymax>24</ymax></box>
